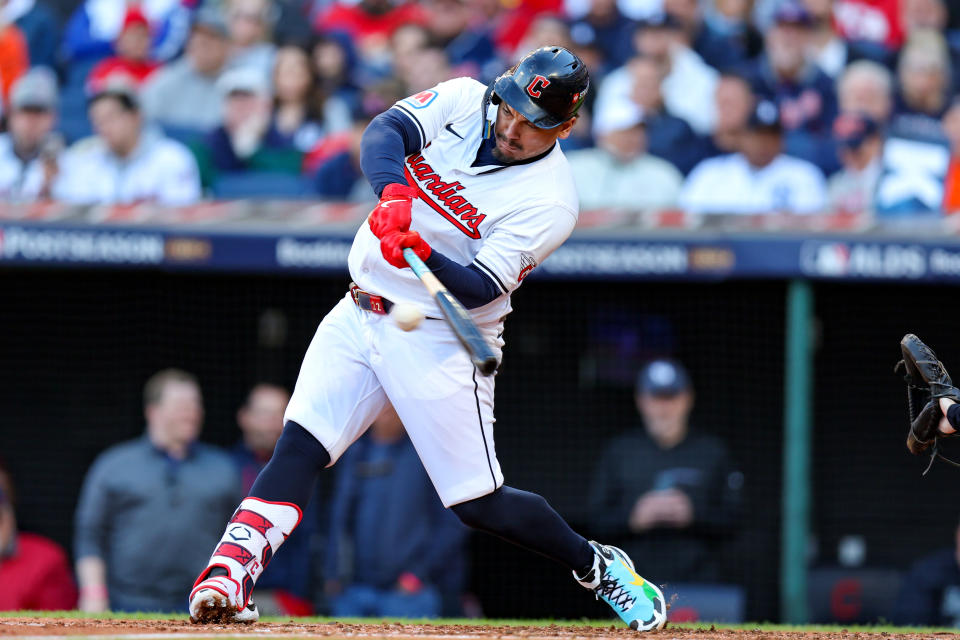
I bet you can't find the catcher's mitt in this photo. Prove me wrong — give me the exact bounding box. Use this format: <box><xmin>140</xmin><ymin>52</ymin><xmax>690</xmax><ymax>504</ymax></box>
<box><xmin>895</xmin><ymin>334</ymin><xmax>960</xmax><ymax>468</ymax></box>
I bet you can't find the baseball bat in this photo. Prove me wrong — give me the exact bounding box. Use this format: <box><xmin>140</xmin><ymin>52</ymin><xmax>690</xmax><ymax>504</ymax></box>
<box><xmin>403</xmin><ymin>248</ymin><xmax>498</xmax><ymax>376</ymax></box>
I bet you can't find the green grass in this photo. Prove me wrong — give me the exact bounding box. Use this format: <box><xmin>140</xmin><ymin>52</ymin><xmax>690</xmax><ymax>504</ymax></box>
<box><xmin>1</xmin><ymin>611</ymin><xmax>959</xmax><ymax>634</ymax></box>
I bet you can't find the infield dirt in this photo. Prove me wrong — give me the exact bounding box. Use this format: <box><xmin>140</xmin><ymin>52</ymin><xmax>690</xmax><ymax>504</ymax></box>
<box><xmin>0</xmin><ymin>618</ymin><xmax>956</xmax><ymax>640</ymax></box>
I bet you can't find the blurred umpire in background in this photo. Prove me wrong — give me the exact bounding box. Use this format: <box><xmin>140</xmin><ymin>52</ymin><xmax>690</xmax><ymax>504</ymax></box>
<box><xmin>74</xmin><ymin>369</ymin><xmax>241</xmax><ymax>612</ymax></box>
<box><xmin>587</xmin><ymin>359</ymin><xmax>743</xmax><ymax>582</ymax></box>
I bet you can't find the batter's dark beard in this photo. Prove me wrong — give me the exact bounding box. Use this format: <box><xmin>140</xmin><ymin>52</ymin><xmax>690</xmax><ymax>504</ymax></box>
<box><xmin>492</xmin><ymin>135</ymin><xmax>523</xmax><ymax>162</ymax></box>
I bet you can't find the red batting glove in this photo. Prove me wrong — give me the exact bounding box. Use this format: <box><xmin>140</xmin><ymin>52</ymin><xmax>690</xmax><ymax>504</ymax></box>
<box><xmin>368</xmin><ymin>183</ymin><xmax>417</xmax><ymax>239</ymax></box>
<box><xmin>381</xmin><ymin>230</ymin><xmax>432</xmax><ymax>269</ymax></box>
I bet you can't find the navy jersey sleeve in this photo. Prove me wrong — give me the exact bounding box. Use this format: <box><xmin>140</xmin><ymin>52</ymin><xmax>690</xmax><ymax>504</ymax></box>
<box><xmin>424</xmin><ymin>250</ymin><xmax>502</xmax><ymax>309</ymax></box>
<box><xmin>360</xmin><ymin>109</ymin><xmax>422</xmax><ymax>197</ymax></box>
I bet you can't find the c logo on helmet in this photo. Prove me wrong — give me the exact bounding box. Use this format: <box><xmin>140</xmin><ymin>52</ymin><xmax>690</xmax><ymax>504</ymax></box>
<box><xmin>526</xmin><ymin>75</ymin><xmax>551</xmax><ymax>98</ymax></box>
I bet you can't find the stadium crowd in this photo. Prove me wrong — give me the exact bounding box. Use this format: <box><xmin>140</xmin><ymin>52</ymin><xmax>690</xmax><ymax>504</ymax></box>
<box><xmin>0</xmin><ymin>0</ymin><xmax>957</xmax><ymax>216</ymax></box>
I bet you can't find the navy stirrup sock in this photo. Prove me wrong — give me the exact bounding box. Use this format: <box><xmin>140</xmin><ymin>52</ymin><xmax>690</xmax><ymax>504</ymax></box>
<box><xmin>208</xmin><ymin>421</ymin><xmax>329</xmax><ymax>582</ymax></box>
<box><xmin>451</xmin><ymin>486</ymin><xmax>595</xmax><ymax>574</ymax></box>
<box><xmin>248</xmin><ymin>420</ymin><xmax>330</xmax><ymax>510</ymax></box>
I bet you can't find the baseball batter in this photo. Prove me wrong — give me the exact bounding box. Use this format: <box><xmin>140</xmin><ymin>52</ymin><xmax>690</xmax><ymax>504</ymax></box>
<box><xmin>188</xmin><ymin>47</ymin><xmax>666</xmax><ymax>631</ymax></box>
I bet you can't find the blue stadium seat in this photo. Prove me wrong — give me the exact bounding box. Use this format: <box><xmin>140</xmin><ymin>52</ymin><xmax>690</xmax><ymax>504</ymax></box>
<box><xmin>160</xmin><ymin>124</ymin><xmax>208</xmax><ymax>147</ymax></box>
<box><xmin>58</xmin><ymin>86</ymin><xmax>93</xmax><ymax>143</ymax></box>
<box><xmin>211</xmin><ymin>171</ymin><xmax>313</xmax><ymax>200</ymax></box>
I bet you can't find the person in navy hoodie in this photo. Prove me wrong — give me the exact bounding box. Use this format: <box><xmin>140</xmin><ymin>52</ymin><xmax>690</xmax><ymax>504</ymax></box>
<box><xmin>323</xmin><ymin>404</ymin><xmax>469</xmax><ymax>618</ymax></box>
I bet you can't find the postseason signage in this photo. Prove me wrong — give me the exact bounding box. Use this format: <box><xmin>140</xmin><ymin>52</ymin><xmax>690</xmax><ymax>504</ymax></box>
<box><xmin>4</xmin><ymin>222</ymin><xmax>960</xmax><ymax>283</ymax></box>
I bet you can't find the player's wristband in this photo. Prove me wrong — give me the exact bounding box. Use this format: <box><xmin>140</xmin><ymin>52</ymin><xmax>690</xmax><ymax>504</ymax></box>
<box><xmin>946</xmin><ymin>402</ymin><xmax>960</xmax><ymax>430</ymax></box>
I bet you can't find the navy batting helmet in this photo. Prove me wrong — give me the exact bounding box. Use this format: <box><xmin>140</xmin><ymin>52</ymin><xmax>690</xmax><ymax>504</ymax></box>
<box><xmin>489</xmin><ymin>46</ymin><xmax>590</xmax><ymax>129</ymax></box>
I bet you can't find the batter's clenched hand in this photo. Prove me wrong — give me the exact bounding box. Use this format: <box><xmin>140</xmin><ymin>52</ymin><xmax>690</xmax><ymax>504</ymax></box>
<box><xmin>381</xmin><ymin>230</ymin><xmax>432</xmax><ymax>269</ymax></box>
<box><xmin>369</xmin><ymin>183</ymin><xmax>417</xmax><ymax>238</ymax></box>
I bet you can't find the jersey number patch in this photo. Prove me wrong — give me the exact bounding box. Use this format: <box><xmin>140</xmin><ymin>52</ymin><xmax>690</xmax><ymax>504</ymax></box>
<box><xmin>526</xmin><ymin>76</ymin><xmax>550</xmax><ymax>98</ymax></box>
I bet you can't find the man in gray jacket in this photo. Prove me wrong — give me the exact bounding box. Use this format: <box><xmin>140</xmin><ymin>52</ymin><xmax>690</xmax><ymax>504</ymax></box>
<box><xmin>74</xmin><ymin>369</ymin><xmax>241</xmax><ymax>613</ymax></box>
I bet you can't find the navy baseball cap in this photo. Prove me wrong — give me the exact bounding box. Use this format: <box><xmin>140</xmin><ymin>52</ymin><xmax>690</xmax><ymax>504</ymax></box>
<box><xmin>748</xmin><ymin>100</ymin><xmax>782</xmax><ymax>131</ymax></box>
<box><xmin>773</xmin><ymin>2</ymin><xmax>813</xmax><ymax>26</ymax></box>
<box><xmin>637</xmin><ymin>359</ymin><xmax>692</xmax><ymax>396</ymax></box>
<box><xmin>636</xmin><ymin>12</ymin><xmax>684</xmax><ymax>31</ymax></box>
<box><xmin>833</xmin><ymin>112</ymin><xmax>880</xmax><ymax>149</ymax></box>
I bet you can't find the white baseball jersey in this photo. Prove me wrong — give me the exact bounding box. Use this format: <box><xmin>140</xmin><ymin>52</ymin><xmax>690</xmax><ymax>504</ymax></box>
<box><xmin>348</xmin><ymin>77</ymin><xmax>580</xmax><ymax>326</ymax></box>
<box><xmin>679</xmin><ymin>152</ymin><xmax>827</xmax><ymax>214</ymax></box>
<box><xmin>286</xmin><ymin>77</ymin><xmax>581</xmax><ymax>507</ymax></box>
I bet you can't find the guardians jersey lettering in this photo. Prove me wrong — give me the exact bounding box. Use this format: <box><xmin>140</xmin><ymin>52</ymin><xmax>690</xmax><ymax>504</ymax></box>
<box><xmin>348</xmin><ymin>77</ymin><xmax>580</xmax><ymax>326</ymax></box>
<box><xmin>404</xmin><ymin>153</ymin><xmax>486</xmax><ymax>239</ymax></box>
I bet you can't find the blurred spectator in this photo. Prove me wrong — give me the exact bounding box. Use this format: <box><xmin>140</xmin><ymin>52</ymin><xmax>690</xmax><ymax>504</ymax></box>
<box><xmin>310</xmin><ymin>32</ymin><xmax>361</xmax><ymax>111</ymax></box>
<box><xmin>465</xmin><ymin>0</ymin><xmax>562</xmax><ymax>58</ymax></box>
<box><xmin>0</xmin><ymin>68</ymin><xmax>62</xmax><ymax>201</ymax></box>
<box><xmin>939</xmin><ymin>99</ymin><xmax>960</xmax><ymax>213</ymax></box>
<box><xmin>566</xmin><ymin>0</ymin><xmax>635</xmax><ymax>70</ymax></box>
<box><xmin>691</xmin><ymin>70</ymin><xmax>755</xmax><ymax>162</ymax></box>
<box><xmin>61</xmin><ymin>0</ymin><xmax>189</xmax><ymax>68</ymax></box>
<box><xmin>229</xmin><ymin>383</ymin><xmax>317</xmax><ymax>617</ymax></box>
<box><xmin>54</xmin><ymin>83</ymin><xmax>202</xmax><ymax>205</ymax></box>
<box><xmin>309</xmin><ymin>115</ymin><xmax>371</xmax><ymax>200</ymax></box>
<box><xmin>2</xmin><ymin>0</ymin><xmax>59</xmax><ymax>68</ymax></box>
<box><xmin>272</xmin><ymin>44</ymin><xmax>350</xmax><ymax>152</ymax></box>
<box><xmin>625</xmin><ymin>55</ymin><xmax>703</xmax><ymax>174</ymax></box>
<box><xmin>587</xmin><ymin>359</ymin><xmax>743</xmax><ymax>583</ymax></box>
<box><xmin>226</xmin><ymin>0</ymin><xmax>277</xmax><ymax>78</ymax></box>
<box><xmin>741</xmin><ymin>2</ymin><xmax>839</xmax><ymax>174</ymax></box>
<box><xmin>233</xmin><ymin>384</ymin><xmax>290</xmax><ymax>492</ymax></box>
<box><xmin>890</xmin><ymin>30</ymin><xmax>951</xmax><ymax>141</ymax></box>
<box><xmin>324</xmin><ymin>405</ymin><xmax>469</xmax><ymax>618</ymax></box>
<box><xmin>836</xmin><ymin>59</ymin><xmax>893</xmax><ymax>125</ymax></box>
<box><xmin>0</xmin><ymin>462</ymin><xmax>78</xmax><ymax>611</ymax></box>
<box><xmin>315</xmin><ymin>0</ymin><xmax>428</xmax><ymax>62</ymax></box>
<box><xmin>390</xmin><ymin>22</ymin><xmax>429</xmax><ymax>85</ymax></box>
<box><xmin>593</xmin><ymin>46</ymin><xmax>713</xmax><ymax>172</ymax></box>
<box><xmin>567</xmin><ymin>102</ymin><xmax>683</xmax><ymax>211</ymax></box>
<box><xmin>630</xmin><ymin>13</ymin><xmax>718</xmax><ymax>134</ymax></box>
<box><xmin>827</xmin><ymin>111</ymin><xmax>884</xmax><ymax>213</ymax></box>
<box><xmin>830</xmin><ymin>0</ymin><xmax>903</xmax><ymax>51</ymax></box>
<box><xmin>902</xmin><ymin>0</ymin><xmax>960</xmax><ymax>89</ymax></box>
<box><xmin>805</xmin><ymin>0</ymin><xmax>844</xmax><ymax>77</ymax></box>
<box><xmin>665</xmin><ymin>0</ymin><xmax>749</xmax><ymax>71</ymax></box>
<box><xmin>194</xmin><ymin>67</ymin><xmax>302</xmax><ymax>185</ymax></box>
<box><xmin>901</xmin><ymin>0</ymin><xmax>948</xmax><ymax>37</ymax></box>
<box><xmin>892</xmin><ymin>516</ymin><xmax>960</xmax><ymax>626</ymax></box>
<box><xmin>701</xmin><ymin>0</ymin><xmax>763</xmax><ymax>69</ymax></box>
<box><xmin>423</xmin><ymin>0</ymin><xmax>499</xmax><ymax>80</ymax></box>
<box><xmin>401</xmin><ymin>46</ymin><xmax>454</xmax><ymax>94</ymax></box>
<box><xmin>74</xmin><ymin>369</ymin><xmax>241</xmax><ymax>613</ymax></box>
<box><xmin>679</xmin><ymin>100</ymin><xmax>828</xmax><ymax>214</ymax></box>
<box><xmin>86</xmin><ymin>7</ymin><xmax>160</xmax><ymax>94</ymax></box>
<box><xmin>141</xmin><ymin>8</ymin><xmax>231</xmax><ymax>134</ymax></box>
<box><xmin>511</xmin><ymin>14</ymin><xmax>573</xmax><ymax>63</ymax></box>
<box><xmin>0</xmin><ymin>20</ymin><xmax>27</xmax><ymax>103</ymax></box>
<box><xmin>306</xmin><ymin>78</ymin><xmax>401</xmax><ymax>201</ymax></box>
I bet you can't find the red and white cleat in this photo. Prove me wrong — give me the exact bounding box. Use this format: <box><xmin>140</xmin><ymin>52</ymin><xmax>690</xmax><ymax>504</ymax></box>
<box><xmin>188</xmin><ymin>574</ymin><xmax>259</xmax><ymax>624</ymax></box>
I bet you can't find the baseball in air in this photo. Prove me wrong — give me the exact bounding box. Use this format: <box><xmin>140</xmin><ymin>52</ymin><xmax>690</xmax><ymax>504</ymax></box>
<box><xmin>390</xmin><ymin>302</ymin><xmax>424</xmax><ymax>331</ymax></box>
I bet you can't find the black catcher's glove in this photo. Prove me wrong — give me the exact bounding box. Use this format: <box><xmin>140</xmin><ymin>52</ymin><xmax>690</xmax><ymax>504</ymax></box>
<box><xmin>896</xmin><ymin>334</ymin><xmax>960</xmax><ymax>462</ymax></box>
